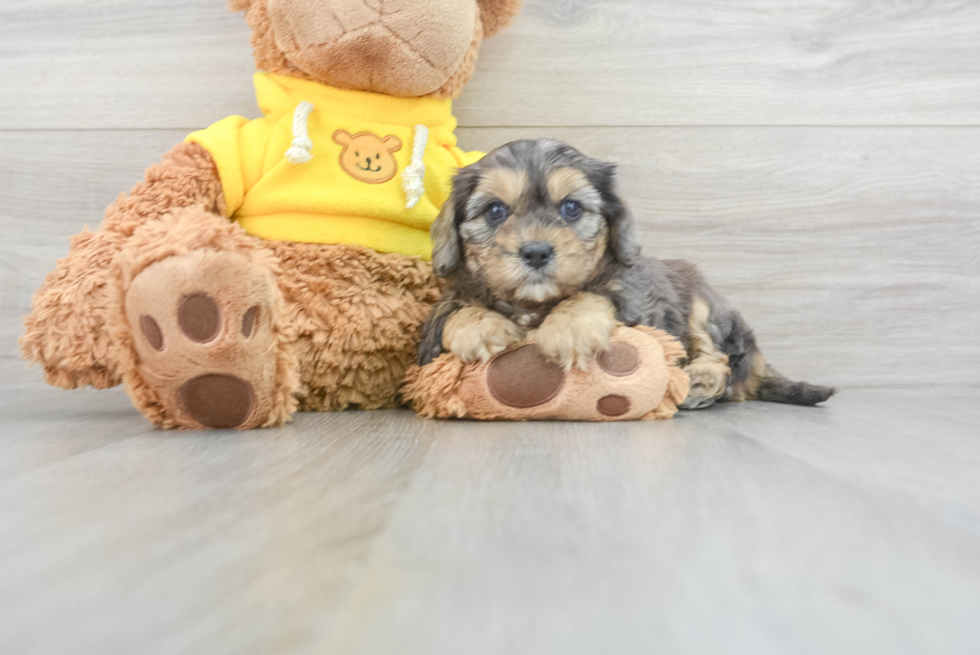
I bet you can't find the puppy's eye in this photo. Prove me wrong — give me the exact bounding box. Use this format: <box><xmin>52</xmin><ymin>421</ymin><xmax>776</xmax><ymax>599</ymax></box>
<box><xmin>559</xmin><ymin>199</ymin><xmax>584</xmax><ymax>222</ymax></box>
<box><xmin>485</xmin><ymin>201</ymin><xmax>509</xmax><ymax>225</ymax></box>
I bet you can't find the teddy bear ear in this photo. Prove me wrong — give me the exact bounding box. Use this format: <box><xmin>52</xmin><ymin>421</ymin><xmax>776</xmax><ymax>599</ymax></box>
<box><xmin>333</xmin><ymin>130</ymin><xmax>353</xmax><ymax>146</ymax></box>
<box><xmin>383</xmin><ymin>135</ymin><xmax>403</xmax><ymax>153</ymax></box>
<box><xmin>227</xmin><ymin>0</ymin><xmax>251</xmax><ymax>12</ymax></box>
<box><xmin>477</xmin><ymin>0</ymin><xmax>524</xmax><ymax>38</ymax></box>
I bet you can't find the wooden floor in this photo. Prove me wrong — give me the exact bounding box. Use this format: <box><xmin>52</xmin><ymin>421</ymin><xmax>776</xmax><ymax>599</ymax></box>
<box><xmin>2</xmin><ymin>0</ymin><xmax>979</xmax><ymax>652</ymax></box>
<box><xmin>2</xmin><ymin>386</ymin><xmax>980</xmax><ymax>653</ymax></box>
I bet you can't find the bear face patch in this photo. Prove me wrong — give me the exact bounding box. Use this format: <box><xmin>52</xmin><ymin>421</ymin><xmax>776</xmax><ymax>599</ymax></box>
<box><xmin>333</xmin><ymin>130</ymin><xmax>402</xmax><ymax>184</ymax></box>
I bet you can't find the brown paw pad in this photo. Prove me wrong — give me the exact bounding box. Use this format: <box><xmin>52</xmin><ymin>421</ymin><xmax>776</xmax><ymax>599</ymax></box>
<box><xmin>597</xmin><ymin>394</ymin><xmax>631</xmax><ymax>417</ymax></box>
<box><xmin>178</xmin><ymin>292</ymin><xmax>221</xmax><ymax>343</ymax></box>
<box><xmin>487</xmin><ymin>345</ymin><xmax>566</xmax><ymax>408</ymax></box>
<box><xmin>140</xmin><ymin>315</ymin><xmax>165</xmax><ymax>351</ymax></box>
<box><xmin>178</xmin><ymin>374</ymin><xmax>255</xmax><ymax>429</ymax></box>
<box><xmin>241</xmin><ymin>305</ymin><xmax>259</xmax><ymax>338</ymax></box>
<box><xmin>598</xmin><ymin>342</ymin><xmax>641</xmax><ymax>377</ymax></box>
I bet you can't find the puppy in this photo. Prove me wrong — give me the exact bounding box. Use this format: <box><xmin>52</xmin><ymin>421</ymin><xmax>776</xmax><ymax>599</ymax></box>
<box><xmin>418</xmin><ymin>139</ymin><xmax>834</xmax><ymax>408</ymax></box>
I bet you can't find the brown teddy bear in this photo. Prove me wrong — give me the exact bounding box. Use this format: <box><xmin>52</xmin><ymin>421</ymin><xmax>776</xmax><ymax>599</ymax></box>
<box><xmin>20</xmin><ymin>0</ymin><xmax>524</xmax><ymax>429</ymax></box>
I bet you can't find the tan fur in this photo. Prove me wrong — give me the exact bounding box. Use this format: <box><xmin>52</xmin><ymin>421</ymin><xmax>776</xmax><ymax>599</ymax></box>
<box><xmin>430</xmin><ymin>11</ymin><xmax>484</xmax><ymax>99</ymax></box>
<box><xmin>274</xmin><ymin>241</ymin><xmax>439</xmax><ymax>412</ymax></box>
<box><xmin>403</xmin><ymin>325</ymin><xmax>688</xmax><ymax>421</ymax></box>
<box><xmin>443</xmin><ymin>306</ymin><xmax>525</xmax><ymax>363</ymax></box>
<box><xmin>108</xmin><ymin>208</ymin><xmax>299</xmax><ymax>429</ymax></box>
<box><xmin>730</xmin><ymin>350</ymin><xmax>769</xmax><ymax>402</ymax></box>
<box><xmin>238</xmin><ymin>0</ymin><xmax>521</xmax><ymax>100</ymax></box>
<box><xmin>478</xmin><ymin>0</ymin><xmax>524</xmax><ymax>38</ymax></box>
<box><xmin>548</xmin><ymin>223</ymin><xmax>608</xmax><ymax>300</ymax></box>
<box><xmin>534</xmin><ymin>292</ymin><xmax>619</xmax><ymax>371</ymax></box>
<box><xmin>682</xmin><ymin>297</ymin><xmax>731</xmax><ymax>403</ymax></box>
<box><xmin>23</xmin><ymin>142</ymin><xmax>440</xmax><ymax>428</ymax></box>
<box><xmin>546</xmin><ymin>167</ymin><xmax>590</xmax><ymax>204</ymax></box>
<box><xmin>636</xmin><ymin>325</ymin><xmax>691</xmax><ymax>420</ymax></box>
<box><xmin>475</xmin><ymin>168</ymin><xmax>530</xmax><ymax>210</ymax></box>
<box><xmin>462</xmin><ymin>204</ymin><xmax>608</xmax><ymax>306</ymax></box>
<box><xmin>20</xmin><ymin>142</ymin><xmax>223</xmax><ymax>390</ymax></box>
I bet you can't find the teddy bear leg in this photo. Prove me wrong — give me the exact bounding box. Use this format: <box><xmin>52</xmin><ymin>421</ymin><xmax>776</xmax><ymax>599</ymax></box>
<box><xmin>110</xmin><ymin>208</ymin><xmax>298</xmax><ymax>429</ymax></box>
<box><xmin>270</xmin><ymin>242</ymin><xmax>439</xmax><ymax>412</ymax></box>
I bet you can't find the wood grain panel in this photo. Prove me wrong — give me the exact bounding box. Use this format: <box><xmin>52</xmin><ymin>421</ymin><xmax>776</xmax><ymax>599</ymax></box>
<box><xmin>2</xmin><ymin>0</ymin><xmax>980</xmax><ymax>129</ymax></box>
<box><xmin>2</xmin><ymin>127</ymin><xmax>978</xmax><ymax>387</ymax></box>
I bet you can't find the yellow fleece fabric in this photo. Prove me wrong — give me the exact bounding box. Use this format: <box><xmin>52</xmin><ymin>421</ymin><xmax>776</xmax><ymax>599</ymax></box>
<box><xmin>186</xmin><ymin>73</ymin><xmax>483</xmax><ymax>260</ymax></box>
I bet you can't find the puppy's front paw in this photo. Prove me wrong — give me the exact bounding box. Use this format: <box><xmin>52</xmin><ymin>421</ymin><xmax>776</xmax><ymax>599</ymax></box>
<box><xmin>443</xmin><ymin>306</ymin><xmax>525</xmax><ymax>363</ymax></box>
<box><xmin>535</xmin><ymin>293</ymin><xmax>618</xmax><ymax>371</ymax></box>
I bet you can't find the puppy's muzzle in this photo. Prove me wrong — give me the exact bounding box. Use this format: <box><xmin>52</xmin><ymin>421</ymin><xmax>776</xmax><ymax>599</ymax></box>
<box><xmin>519</xmin><ymin>241</ymin><xmax>554</xmax><ymax>270</ymax></box>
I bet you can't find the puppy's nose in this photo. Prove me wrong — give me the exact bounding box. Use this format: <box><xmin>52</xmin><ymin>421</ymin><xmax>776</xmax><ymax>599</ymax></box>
<box><xmin>519</xmin><ymin>241</ymin><xmax>554</xmax><ymax>269</ymax></box>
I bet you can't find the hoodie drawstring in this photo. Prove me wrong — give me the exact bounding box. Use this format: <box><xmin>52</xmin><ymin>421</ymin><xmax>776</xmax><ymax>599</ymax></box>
<box><xmin>285</xmin><ymin>101</ymin><xmax>315</xmax><ymax>164</ymax></box>
<box><xmin>402</xmin><ymin>124</ymin><xmax>429</xmax><ymax>209</ymax></box>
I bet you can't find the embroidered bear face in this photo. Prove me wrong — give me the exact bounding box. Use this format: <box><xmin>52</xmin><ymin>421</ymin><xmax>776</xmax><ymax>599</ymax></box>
<box><xmin>333</xmin><ymin>130</ymin><xmax>403</xmax><ymax>184</ymax></box>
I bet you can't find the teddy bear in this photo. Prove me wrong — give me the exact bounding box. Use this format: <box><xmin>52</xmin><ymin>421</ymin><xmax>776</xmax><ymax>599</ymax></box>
<box><xmin>20</xmin><ymin>0</ymin><xmax>525</xmax><ymax>429</ymax></box>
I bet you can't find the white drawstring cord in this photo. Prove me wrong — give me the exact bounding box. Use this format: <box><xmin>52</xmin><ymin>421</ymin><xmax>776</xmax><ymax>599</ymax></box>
<box><xmin>401</xmin><ymin>124</ymin><xmax>429</xmax><ymax>208</ymax></box>
<box><xmin>284</xmin><ymin>101</ymin><xmax>315</xmax><ymax>164</ymax></box>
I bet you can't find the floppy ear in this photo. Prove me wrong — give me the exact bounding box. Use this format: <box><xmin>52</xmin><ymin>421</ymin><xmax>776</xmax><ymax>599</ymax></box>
<box><xmin>383</xmin><ymin>135</ymin><xmax>403</xmax><ymax>153</ymax></box>
<box><xmin>477</xmin><ymin>0</ymin><xmax>524</xmax><ymax>38</ymax></box>
<box><xmin>333</xmin><ymin>130</ymin><xmax>353</xmax><ymax>147</ymax></box>
<box><xmin>432</xmin><ymin>165</ymin><xmax>483</xmax><ymax>276</ymax></box>
<box><xmin>595</xmin><ymin>163</ymin><xmax>641</xmax><ymax>266</ymax></box>
<box><xmin>431</xmin><ymin>201</ymin><xmax>463</xmax><ymax>278</ymax></box>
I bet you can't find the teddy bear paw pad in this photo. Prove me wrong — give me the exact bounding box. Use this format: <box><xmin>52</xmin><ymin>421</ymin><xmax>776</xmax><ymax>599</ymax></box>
<box><xmin>487</xmin><ymin>345</ymin><xmax>566</xmax><ymax>408</ymax></box>
<box><xmin>178</xmin><ymin>374</ymin><xmax>255</xmax><ymax>429</ymax></box>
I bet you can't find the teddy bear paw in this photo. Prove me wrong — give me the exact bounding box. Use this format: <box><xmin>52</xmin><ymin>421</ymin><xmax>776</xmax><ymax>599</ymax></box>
<box><xmin>482</xmin><ymin>335</ymin><xmax>662</xmax><ymax>420</ymax></box>
<box><xmin>123</xmin><ymin>249</ymin><xmax>289</xmax><ymax>429</ymax></box>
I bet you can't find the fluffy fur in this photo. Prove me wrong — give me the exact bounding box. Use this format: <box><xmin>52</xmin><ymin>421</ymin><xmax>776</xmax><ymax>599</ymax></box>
<box><xmin>420</xmin><ymin>139</ymin><xmax>835</xmax><ymax>408</ymax></box>
<box><xmin>20</xmin><ymin>142</ymin><xmax>224</xmax><ymax>390</ymax></box>
<box><xmin>108</xmin><ymin>207</ymin><xmax>299</xmax><ymax>429</ymax></box>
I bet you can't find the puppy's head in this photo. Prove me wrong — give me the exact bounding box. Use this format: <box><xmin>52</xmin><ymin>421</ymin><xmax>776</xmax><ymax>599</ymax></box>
<box><xmin>431</xmin><ymin>139</ymin><xmax>640</xmax><ymax>304</ymax></box>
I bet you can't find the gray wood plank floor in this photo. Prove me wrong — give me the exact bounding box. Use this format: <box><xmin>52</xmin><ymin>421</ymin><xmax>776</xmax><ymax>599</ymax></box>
<box><xmin>2</xmin><ymin>0</ymin><xmax>979</xmax><ymax>652</ymax></box>
<box><xmin>2</xmin><ymin>386</ymin><xmax>979</xmax><ymax>654</ymax></box>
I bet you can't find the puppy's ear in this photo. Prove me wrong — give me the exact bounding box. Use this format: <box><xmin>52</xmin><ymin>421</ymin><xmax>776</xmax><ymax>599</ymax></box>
<box><xmin>430</xmin><ymin>201</ymin><xmax>462</xmax><ymax>277</ymax></box>
<box><xmin>432</xmin><ymin>165</ymin><xmax>485</xmax><ymax>276</ymax></box>
<box><xmin>594</xmin><ymin>163</ymin><xmax>641</xmax><ymax>266</ymax></box>
<box><xmin>477</xmin><ymin>0</ymin><xmax>524</xmax><ymax>38</ymax></box>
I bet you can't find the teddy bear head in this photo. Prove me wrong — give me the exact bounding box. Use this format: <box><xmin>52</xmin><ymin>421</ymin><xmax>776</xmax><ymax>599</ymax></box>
<box><xmin>229</xmin><ymin>0</ymin><xmax>523</xmax><ymax>99</ymax></box>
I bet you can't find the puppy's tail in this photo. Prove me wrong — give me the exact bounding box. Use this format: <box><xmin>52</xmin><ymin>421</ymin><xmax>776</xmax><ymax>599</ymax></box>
<box><xmin>751</xmin><ymin>363</ymin><xmax>835</xmax><ymax>406</ymax></box>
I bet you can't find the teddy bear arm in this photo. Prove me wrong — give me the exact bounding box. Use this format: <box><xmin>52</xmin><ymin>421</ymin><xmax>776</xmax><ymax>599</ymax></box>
<box><xmin>101</xmin><ymin>142</ymin><xmax>225</xmax><ymax>236</ymax></box>
<box><xmin>20</xmin><ymin>142</ymin><xmax>226</xmax><ymax>390</ymax></box>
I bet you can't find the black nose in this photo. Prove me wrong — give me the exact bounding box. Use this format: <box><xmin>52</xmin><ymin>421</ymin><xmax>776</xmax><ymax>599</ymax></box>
<box><xmin>519</xmin><ymin>241</ymin><xmax>554</xmax><ymax>269</ymax></box>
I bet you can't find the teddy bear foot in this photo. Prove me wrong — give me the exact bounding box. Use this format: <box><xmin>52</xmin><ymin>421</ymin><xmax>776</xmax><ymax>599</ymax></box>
<box><xmin>120</xmin><ymin>248</ymin><xmax>296</xmax><ymax>429</ymax></box>
<box><xmin>404</xmin><ymin>326</ymin><xmax>691</xmax><ymax>422</ymax></box>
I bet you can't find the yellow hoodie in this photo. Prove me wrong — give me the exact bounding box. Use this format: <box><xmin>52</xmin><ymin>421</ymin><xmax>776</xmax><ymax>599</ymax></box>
<box><xmin>186</xmin><ymin>73</ymin><xmax>483</xmax><ymax>260</ymax></box>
